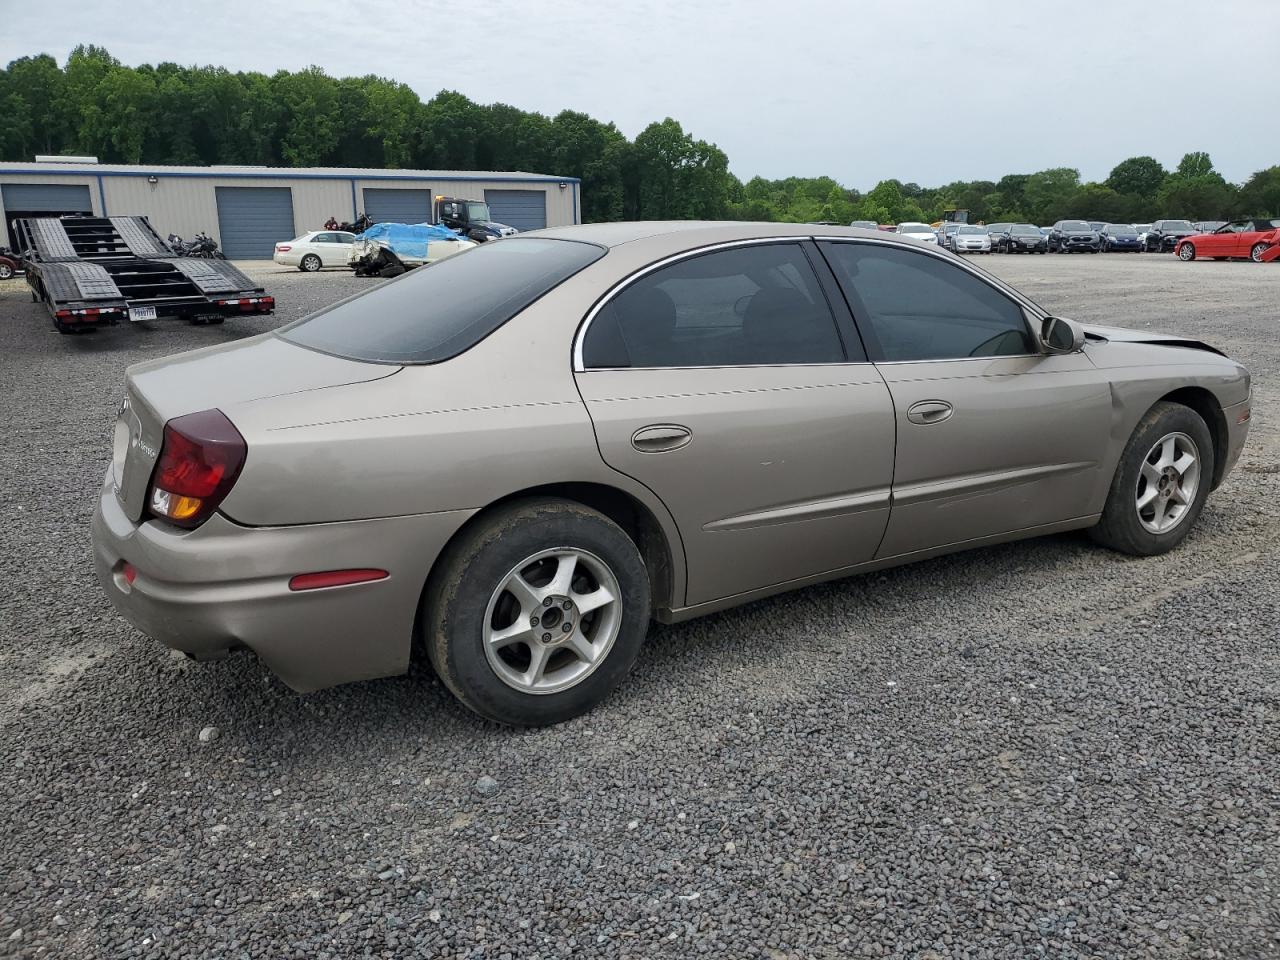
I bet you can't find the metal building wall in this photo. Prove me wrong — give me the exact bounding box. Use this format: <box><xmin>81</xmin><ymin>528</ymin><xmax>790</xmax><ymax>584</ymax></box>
<box><xmin>351</xmin><ymin>178</ymin><xmax>574</xmax><ymax>228</ymax></box>
<box><xmin>0</xmin><ymin>172</ymin><xmax>104</xmax><ymax>233</ymax></box>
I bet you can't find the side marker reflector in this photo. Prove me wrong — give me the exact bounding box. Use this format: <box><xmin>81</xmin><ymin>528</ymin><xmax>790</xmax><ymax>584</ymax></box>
<box><xmin>288</xmin><ymin>569</ymin><xmax>388</xmax><ymax>591</ymax></box>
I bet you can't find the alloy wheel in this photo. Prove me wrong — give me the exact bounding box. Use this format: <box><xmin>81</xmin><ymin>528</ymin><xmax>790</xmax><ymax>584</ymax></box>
<box><xmin>1135</xmin><ymin>432</ymin><xmax>1200</xmax><ymax>534</ymax></box>
<box><xmin>483</xmin><ymin>547</ymin><xmax>622</xmax><ymax>695</ymax></box>
<box><xmin>1251</xmin><ymin>243</ymin><xmax>1267</xmax><ymax>263</ymax></box>
<box><xmin>1179</xmin><ymin>244</ymin><xmax>1195</xmax><ymax>261</ymax></box>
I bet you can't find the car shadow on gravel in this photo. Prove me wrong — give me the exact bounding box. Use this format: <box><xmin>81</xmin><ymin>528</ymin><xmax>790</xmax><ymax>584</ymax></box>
<box><xmin>94</xmin><ymin>530</ymin><xmax>1105</xmax><ymax>756</ymax></box>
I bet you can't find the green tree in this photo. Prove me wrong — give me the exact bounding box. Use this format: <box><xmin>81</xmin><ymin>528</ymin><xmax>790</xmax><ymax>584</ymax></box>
<box><xmin>1240</xmin><ymin>166</ymin><xmax>1280</xmax><ymax>216</ymax></box>
<box><xmin>1105</xmin><ymin>156</ymin><xmax>1167</xmax><ymax>200</ymax></box>
<box><xmin>631</xmin><ymin>118</ymin><xmax>730</xmax><ymax>220</ymax></box>
<box><xmin>274</xmin><ymin>66</ymin><xmax>340</xmax><ymax>166</ymax></box>
<box><xmin>1023</xmin><ymin>168</ymin><xmax>1081</xmax><ymax>222</ymax></box>
<box><xmin>1176</xmin><ymin>151</ymin><xmax>1215</xmax><ymax>179</ymax></box>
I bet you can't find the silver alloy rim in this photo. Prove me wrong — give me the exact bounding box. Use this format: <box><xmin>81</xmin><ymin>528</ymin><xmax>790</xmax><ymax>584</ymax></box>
<box><xmin>1180</xmin><ymin>244</ymin><xmax>1194</xmax><ymax>260</ymax></box>
<box><xmin>1252</xmin><ymin>244</ymin><xmax>1265</xmax><ymax>262</ymax></box>
<box><xmin>482</xmin><ymin>547</ymin><xmax>622</xmax><ymax>695</ymax></box>
<box><xmin>1135</xmin><ymin>432</ymin><xmax>1200</xmax><ymax>534</ymax></box>
<box><xmin>304</xmin><ymin>256</ymin><xmax>320</xmax><ymax>271</ymax></box>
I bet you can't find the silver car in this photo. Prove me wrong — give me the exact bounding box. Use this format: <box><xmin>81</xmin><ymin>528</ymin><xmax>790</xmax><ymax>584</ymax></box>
<box><xmin>92</xmin><ymin>223</ymin><xmax>1251</xmax><ymax>726</ymax></box>
<box><xmin>952</xmin><ymin>224</ymin><xmax>993</xmax><ymax>253</ymax></box>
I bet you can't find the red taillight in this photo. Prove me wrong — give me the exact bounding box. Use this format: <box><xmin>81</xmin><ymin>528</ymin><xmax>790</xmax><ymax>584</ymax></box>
<box><xmin>276</xmin><ymin>245</ymin><xmax>291</xmax><ymax>252</ymax></box>
<box><xmin>147</xmin><ymin>409</ymin><xmax>247</xmax><ymax>529</ymax></box>
<box><xmin>289</xmin><ymin>569</ymin><xmax>388</xmax><ymax>591</ymax></box>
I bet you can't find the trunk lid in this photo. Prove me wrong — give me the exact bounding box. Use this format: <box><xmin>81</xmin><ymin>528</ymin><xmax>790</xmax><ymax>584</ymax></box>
<box><xmin>111</xmin><ymin>334</ymin><xmax>397</xmax><ymax>522</ymax></box>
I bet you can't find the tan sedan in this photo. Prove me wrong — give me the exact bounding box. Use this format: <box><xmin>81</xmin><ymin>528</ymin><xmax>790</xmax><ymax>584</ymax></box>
<box><xmin>92</xmin><ymin>223</ymin><xmax>1251</xmax><ymax>725</ymax></box>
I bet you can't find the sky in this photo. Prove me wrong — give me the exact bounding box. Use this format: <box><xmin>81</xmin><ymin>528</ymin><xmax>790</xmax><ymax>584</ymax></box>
<box><xmin>2</xmin><ymin>0</ymin><xmax>1276</xmax><ymax>189</ymax></box>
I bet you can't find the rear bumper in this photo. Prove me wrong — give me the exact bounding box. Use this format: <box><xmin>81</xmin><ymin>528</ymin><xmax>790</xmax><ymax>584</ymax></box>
<box><xmin>91</xmin><ymin>472</ymin><xmax>473</xmax><ymax>691</ymax></box>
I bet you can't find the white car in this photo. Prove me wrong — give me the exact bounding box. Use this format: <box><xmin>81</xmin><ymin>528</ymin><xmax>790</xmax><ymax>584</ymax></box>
<box><xmin>273</xmin><ymin>231</ymin><xmax>358</xmax><ymax>272</ymax></box>
<box><xmin>951</xmin><ymin>225</ymin><xmax>993</xmax><ymax>254</ymax></box>
<box><xmin>896</xmin><ymin>222</ymin><xmax>938</xmax><ymax>244</ymax></box>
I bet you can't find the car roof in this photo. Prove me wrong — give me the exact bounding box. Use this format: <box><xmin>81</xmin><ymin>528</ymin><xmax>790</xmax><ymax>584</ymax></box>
<box><xmin>532</xmin><ymin>220</ymin><xmax>892</xmax><ymax>249</ymax></box>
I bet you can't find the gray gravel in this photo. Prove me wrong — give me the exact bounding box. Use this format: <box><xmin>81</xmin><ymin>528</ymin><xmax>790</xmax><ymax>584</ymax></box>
<box><xmin>1</xmin><ymin>255</ymin><xmax>1277</xmax><ymax>959</ymax></box>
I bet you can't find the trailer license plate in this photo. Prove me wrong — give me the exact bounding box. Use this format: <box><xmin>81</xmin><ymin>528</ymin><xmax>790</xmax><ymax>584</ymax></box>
<box><xmin>129</xmin><ymin>306</ymin><xmax>157</xmax><ymax>322</ymax></box>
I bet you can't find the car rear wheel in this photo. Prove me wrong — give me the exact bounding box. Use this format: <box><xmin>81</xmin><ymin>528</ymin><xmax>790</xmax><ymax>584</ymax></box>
<box><xmin>1251</xmin><ymin>243</ymin><xmax>1268</xmax><ymax>262</ymax></box>
<box><xmin>1090</xmin><ymin>401</ymin><xmax>1214</xmax><ymax>556</ymax></box>
<box><xmin>300</xmin><ymin>254</ymin><xmax>322</xmax><ymax>272</ymax></box>
<box><xmin>424</xmin><ymin>498</ymin><xmax>651</xmax><ymax>726</ymax></box>
<box><xmin>1178</xmin><ymin>243</ymin><xmax>1196</xmax><ymax>261</ymax></box>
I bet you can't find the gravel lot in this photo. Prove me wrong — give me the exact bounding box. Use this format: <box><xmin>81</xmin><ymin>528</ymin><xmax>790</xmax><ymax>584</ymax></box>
<box><xmin>1</xmin><ymin>255</ymin><xmax>1277</xmax><ymax>959</ymax></box>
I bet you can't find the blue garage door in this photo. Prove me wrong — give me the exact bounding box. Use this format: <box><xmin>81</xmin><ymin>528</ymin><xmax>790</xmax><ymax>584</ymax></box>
<box><xmin>2</xmin><ymin>183</ymin><xmax>94</xmax><ymax>213</ymax></box>
<box><xmin>363</xmin><ymin>188</ymin><xmax>432</xmax><ymax>224</ymax></box>
<box><xmin>215</xmin><ymin>186</ymin><xmax>295</xmax><ymax>259</ymax></box>
<box><xmin>484</xmin><ymin>189</ymin><xmax>547</xmax><ymax>232</ymax></box>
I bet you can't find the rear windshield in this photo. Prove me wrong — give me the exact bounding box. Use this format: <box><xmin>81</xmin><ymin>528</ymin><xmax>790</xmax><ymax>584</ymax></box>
<box><xmin>279</xmin><ymin>238</ymin><xmax>605</xmax><ymax>364</ymax></box>
<box><xmin>1107</xmin><ymin>225</ymin><xmax>1137</xmax><ymax>235</ymax></box>
<box><xmin>1010</xmin><ymin>224</ymin><xmax>1040</xmax><ymax>235</ymax></box>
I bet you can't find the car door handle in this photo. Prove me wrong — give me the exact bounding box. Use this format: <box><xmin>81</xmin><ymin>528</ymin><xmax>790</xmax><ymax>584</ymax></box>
<box><xmin>906</xmin><ymin>400</ymin><xmax>954</xmax><ymax>425</ymax></box>
<box><xmin>631</xmin><ymin>424</ymin><xmax>693</xmax><ymax>453</ymax></box>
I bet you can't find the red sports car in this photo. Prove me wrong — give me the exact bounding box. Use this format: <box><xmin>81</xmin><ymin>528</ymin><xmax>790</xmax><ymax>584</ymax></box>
<box><xmin>1175</xmin><ymin>218</ymin><xmax>1280</xmax><ymax>262</ymax></box>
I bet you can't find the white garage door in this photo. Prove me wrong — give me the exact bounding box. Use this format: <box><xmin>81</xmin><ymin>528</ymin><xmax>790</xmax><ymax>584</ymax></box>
<box><xmin>484</xmin><ymin>189</ymin><xmax>547</xmax><ymax>232</ymax></box>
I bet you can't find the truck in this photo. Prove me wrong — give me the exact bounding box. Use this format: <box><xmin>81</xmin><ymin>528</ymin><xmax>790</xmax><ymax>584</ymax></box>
<box><xmin>13</xmin><ymin>215</ymin><xmax>274</xmax><ymax>335</ymax></box>
<box><xmin>432</xmin><ymin>196</ymin><xmax>519</xmax><ymax>242</ymax></box>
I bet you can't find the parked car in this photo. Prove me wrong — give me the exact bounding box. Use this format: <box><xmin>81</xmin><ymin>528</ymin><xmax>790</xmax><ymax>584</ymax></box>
<box><xmin>849</xmin><ymin>220</ymin><xmax>879</xmax><ymax>230</ymax></box>
<box><xmin>1175</xmin><ymin>219</ymin><xmax>1280</xmax><ymax>262</ymax></box>
<box><xmin>1144</xmin><ymin>219</ymin><xmax>1197</xmax><ymax>253</ymax></box>
<box><xmin>0</xmin><ymin>249</ymin><xmax>18</xmax><ymax>280</ymax></box>
<box><xmin>985</xmin><ymin>223</ymin><xmax>1012</xmax><ymax>249</ymax></box>
<box><xmin>91</xmin><ymin>223</ymin><xmax>1251</xmax><ymax>726</ymax></box>
<box><xmin>1050</xmin><ymin>220</ymin><xmax>1101</xmax><ymax>253</ymax></box>
<box><xmin>950</xmin><ymin>225</ymin><xmax>993</xmax><ymax>254</ymax></box>
<box><xmin>896</xmin><ymin>222</ymin><xmax>938</xmax><ymax>244</ymax></box>
<box><xmin>274</xmin><ymin>231</ymin><xmax>358</xmax><ymax>272</ymax></box>
<box><xmin>1132</xmin><ymin>223</ymin><xmax>1153</xmax><ymax>248</ymax></box>
<box><xmin>1193</xmin><ymin>221</ymin><xmax>1227</xmax><ymax>235</ymax></box>
<box><xmin>1100</xmin><ymin>224</ymin><xmax>1143</xmax><ymax>252</ymax></box>
<box><xmin>1087</xmin><ymin>221</ymin><xmax>1107</xmax><ymax>234</ymax></box>
<box><xmin>999</xmin><ymin>223</ymin><xmax>1049</xmax><ymax>253</ymax></box>
<box><xmin>939</xmin><ymin>222</ymin><xmax>964</xmax><ymax>250</ymax></box>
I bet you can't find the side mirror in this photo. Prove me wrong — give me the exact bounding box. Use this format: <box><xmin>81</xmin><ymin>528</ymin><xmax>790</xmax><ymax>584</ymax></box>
<box><xmin>1041</xmin><ymin>316</ymin><xmax>1086</xmax><ymax>354</ymax></box>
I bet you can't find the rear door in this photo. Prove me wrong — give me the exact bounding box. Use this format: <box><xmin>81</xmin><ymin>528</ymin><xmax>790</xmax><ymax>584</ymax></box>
<box><xmin>819</xmin><ymin>240</ymin><xmax>1113</xmax><ymax>558</ymax></box>
<box><xmin>574</xmin><ymin>240</ymin><xmax>896</xmax><ymax>608</ymax></box>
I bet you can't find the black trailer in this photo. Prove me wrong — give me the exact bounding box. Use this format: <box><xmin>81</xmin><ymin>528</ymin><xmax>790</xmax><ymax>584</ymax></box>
<box><xmin>13</xmin><ymin>215</ymin><xmax>274</xmax><ymax>334</ymax></box>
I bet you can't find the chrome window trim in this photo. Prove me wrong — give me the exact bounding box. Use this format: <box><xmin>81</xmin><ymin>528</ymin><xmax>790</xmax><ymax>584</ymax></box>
<box><xmin>573</xmin><ymin>236</ymin><xmax>856</xmax><ymax>373</ymax></box>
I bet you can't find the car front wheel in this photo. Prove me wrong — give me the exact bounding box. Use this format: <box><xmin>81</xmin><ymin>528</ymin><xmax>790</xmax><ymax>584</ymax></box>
<box><xmin>1090</xmin><ymin>401</ymin><xmax>1214</xmax><ymax>556</ymax></box>
<box><xmin>425</xmin><ymin>498</ymin><xmax>651</xmax><ymax>726</ymax></box>
<box><xmin>1178</xmin><ymin>243</ymin><xmax>1196</xmax><ymax>261</ymax></box>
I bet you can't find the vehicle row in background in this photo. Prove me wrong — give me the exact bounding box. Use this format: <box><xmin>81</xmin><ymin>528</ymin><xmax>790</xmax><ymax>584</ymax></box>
<box><xmin>13</xmin><ymin>214</ymin><xmax>273</xmax><ymax>334</ymax></box>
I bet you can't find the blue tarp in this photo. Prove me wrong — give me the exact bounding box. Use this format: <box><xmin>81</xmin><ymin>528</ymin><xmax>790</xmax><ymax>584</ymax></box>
<box><xmin>354</xmin><ymin>221</ymin><xmax>463</xmax><ymax>259</ymax></box>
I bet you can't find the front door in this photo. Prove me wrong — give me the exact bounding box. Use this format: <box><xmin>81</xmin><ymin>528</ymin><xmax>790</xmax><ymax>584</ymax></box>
<box><xmin>818</xmin><ymin>240</ymin><xmax>1113</xmax><ymax>558</ymax></box>
<box><xmin>574</xmin><ymin>241</ymin><xmax>896</xmax><ymax>607</ymax></box>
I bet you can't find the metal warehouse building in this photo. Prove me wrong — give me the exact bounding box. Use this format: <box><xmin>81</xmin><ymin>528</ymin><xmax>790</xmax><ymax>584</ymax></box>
<box><xmin>0</xmin><ymin>160</ymin><xmax>582</xmax><ymax>259</ymax></box>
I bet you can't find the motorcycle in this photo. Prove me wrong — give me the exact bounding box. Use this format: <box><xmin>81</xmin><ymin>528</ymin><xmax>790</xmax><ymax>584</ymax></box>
<box><xmin>167</xmin><ymin>232</ymin><xmax>225</xmax><ymax>259</ymax></box>
<box><xmin>338</xmin><ymin>213</ymin><xmax>373</xmax><ymax>235</ymax></box>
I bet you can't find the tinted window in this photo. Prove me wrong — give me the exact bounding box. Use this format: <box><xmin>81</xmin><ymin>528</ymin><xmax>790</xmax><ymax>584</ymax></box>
<box><xmin>281</xmin><ymin>238</ymin><xmax>604</xmax><ymax>364</ymax></box>
<box><xmin>819</xmin><ymin>242</ymin><xmax>1034</xmax><ymax>362</ymax></box>
<box><xmin>582</xmin><ymin>243</ymin><xmax>846</xmax><ymax>369</ymax></box>
<box><xmin>1059</xmin><ymin>221</ymin><xmax>1090</xmax><ymax>231</ymax></box>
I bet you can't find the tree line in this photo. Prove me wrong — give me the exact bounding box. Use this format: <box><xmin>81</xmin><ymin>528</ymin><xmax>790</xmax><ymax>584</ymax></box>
<box><xmin>3</xmin><ymin>46</ymin><xmax>1278</xmax><ymax>225</ymax></box>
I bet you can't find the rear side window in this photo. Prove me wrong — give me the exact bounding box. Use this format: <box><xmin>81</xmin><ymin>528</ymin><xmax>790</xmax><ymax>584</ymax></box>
<box><xmin>280</xmin><ymin>238</ymin><xmax>604</xmax><ymax>364</ymax></box>
<box><xmin>819</xmin><ymin>242</ymin><xmax>1033</xmax><ymax>362</ymax></box>
<box><xmin>581</xmin><ymin>243</ymin><xmax>847</xmax><ymax>369</ymax></box>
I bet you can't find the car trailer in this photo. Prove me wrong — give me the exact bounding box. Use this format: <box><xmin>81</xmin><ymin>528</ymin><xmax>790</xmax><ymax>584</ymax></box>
<box><xmin>13</xmin><ymin>215</ymin><xmax>274</xmax><ymax>334</ymax></box>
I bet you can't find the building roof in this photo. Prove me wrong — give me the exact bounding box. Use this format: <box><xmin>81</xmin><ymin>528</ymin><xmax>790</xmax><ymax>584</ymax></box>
<box><xmin>0</xmin><ymin>161</ymin><xmax>578</xmax><ymax>182</ymax></box>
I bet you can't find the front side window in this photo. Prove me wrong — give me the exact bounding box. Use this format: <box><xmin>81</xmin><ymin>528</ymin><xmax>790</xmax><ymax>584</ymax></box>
<box><xmin>281</xmin><ymin>237</ymin><xmax>604</xmax><ymax>364</ymax></box>
<box><xmin>819</xmin><ymin>242</ymin><xmax>1034</xmax><ymax>363</ymax></box>
<box><xmin>581</xmin><ymin>243</ymin><xmax>846</xmax><ymax>369</ymax></box>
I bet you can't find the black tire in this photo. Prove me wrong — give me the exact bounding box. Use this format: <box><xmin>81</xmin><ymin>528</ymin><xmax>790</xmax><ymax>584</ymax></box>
<box><xmin>300</xmin><ymin>254</ymin><xmax>322</xmax><ymax>272</ymax></box>
<box><xmin>1178</xmin><ymin>243</ymin><xmax>1196</xmax><ymax>262</ymax></box>
<box><xmin>1251</xmin><ymin>243</ymin><xmax>1267</xmax><ymax>263</ymax></box>
<box><xmin>424</xmin><ymin>498</ymin><xmax>652</xmax><ymax>726</ymax></box>
<box><xmin>1089</xmin><ymin>401</ymin><xmax>1215</xmax><ymax>556</ymax></box>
